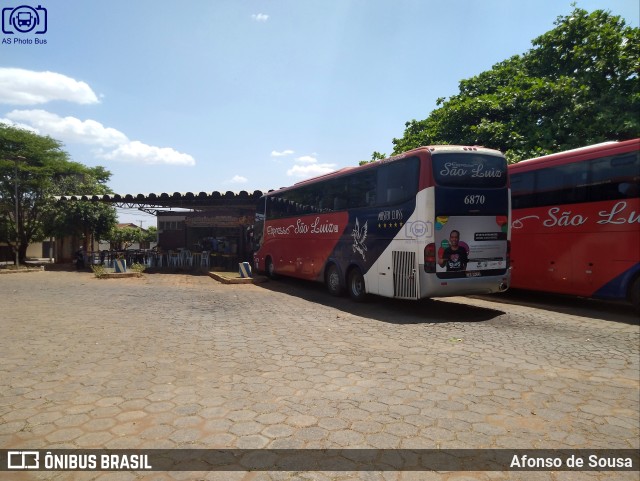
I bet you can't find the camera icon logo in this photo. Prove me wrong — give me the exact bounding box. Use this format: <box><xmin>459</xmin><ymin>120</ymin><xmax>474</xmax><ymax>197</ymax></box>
<box><xmin>2</xmin><ymin>4</ymin><xmax>47</xmax><ymax>34</ymax></box>
<box><xmin>404</xmin><ymin>220</ymin><xmax>432</xmax><ymax>239</ymax></box>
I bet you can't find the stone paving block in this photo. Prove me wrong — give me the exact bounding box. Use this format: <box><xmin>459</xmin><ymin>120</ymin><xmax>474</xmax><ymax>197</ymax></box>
<box><xmin>0</xmin><ymin>272</ymin><xmax>638</xmax><ymax>480</ymax></box>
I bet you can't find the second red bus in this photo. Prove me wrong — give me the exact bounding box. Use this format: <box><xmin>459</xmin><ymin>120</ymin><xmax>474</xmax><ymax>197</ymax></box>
<box><xmin>509</xmin><ymin>139</ymin><xmax>640</xmax><ymax>311</ymax></box>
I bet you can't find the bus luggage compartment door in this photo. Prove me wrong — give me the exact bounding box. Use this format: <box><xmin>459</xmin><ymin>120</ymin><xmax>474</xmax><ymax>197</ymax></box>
<box><xmin>392</xmin><ymin>251</ymin><xmax>418</xmax><ymax>299</ymax></box>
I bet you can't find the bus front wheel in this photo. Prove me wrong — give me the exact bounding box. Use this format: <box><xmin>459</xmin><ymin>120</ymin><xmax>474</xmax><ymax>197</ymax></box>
<box><xmin>326</xmin><ymin>264</ymin><xmax>344</xmax><ymax>296</ymax></box>
<box><xmin>265</xmin><ymin>257</ymin><xmax>277</xmax><ymax>279</ymax></box>
<box><xmin>348</xmin><ymin>268</ymin><xmax>367</xmax><ymax>302</ymax></box>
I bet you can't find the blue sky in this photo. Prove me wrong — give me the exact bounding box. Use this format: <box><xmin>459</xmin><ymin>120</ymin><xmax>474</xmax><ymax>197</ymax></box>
<box><xmin>1</xmin><ymin>0</ymin><xmax>638</xmax><ymax>226</ymax></box>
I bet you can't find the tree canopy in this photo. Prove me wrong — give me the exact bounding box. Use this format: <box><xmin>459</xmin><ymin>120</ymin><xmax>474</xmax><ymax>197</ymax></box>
<box><xmin>390</xmin><ymin>7</ymin><xmax>640</xmax><ymax>162</ymax></box>
<box><xmin>106</xmin><ymin>225</ymin><xmax>157</xmax><ymax>251</ymax></box>
<box><xmin>0</xmin><ymin>124</ymin><xmax>117</xmax><ymax>262</ymax></box>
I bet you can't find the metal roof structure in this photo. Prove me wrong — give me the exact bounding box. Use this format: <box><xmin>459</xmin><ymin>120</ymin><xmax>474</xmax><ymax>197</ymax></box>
<box><xmin>56</xmin><ymin>190</ymin><xmax>264</xmax><ymax>215</ymax></box>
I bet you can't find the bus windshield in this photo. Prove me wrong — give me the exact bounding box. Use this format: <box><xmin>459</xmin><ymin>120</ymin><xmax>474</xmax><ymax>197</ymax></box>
<box><xmin>432</xmin><ymin>153</ymin><xmax>507</xmax><ymax>188</ymax></box>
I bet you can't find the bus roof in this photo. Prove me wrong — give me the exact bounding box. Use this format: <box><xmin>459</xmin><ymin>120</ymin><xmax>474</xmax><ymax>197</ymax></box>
<box><xmin>402</xmin><ymin>144</ymin><xmax>503</xmax><ymax>156</ymax></box>
<box><xmin>510</xmin><ymin>138</ymin><xmax>640</xmax><ymax>171</ymax></box>
<box><xmin>293</xmin><ymin>166</ymin><xmax>359</xmax><ymax>186</ymax></box>
<box><xmin>265</xmin><ymin>144</ymin><xmax>505</xmax><ymax>196</ymax></box>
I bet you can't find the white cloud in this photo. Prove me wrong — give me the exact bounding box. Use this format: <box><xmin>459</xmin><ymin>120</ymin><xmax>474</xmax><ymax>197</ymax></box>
<box><xmin>100</xmin><ymin>141</ymin><xmax>195</xmax><ymax>166</ymax></box>
<box><xmin>226</xmin><ymin>175</ymin><xmax>248</xmax><ymax>184</ymax></box>
<box><xmin>0</xmin><ymin>117</ymin><xmax>39</xmax><ymax>133</ymax></box>
<box><xmin>271</xmin><ymin>149</ymin><xmax>294</xmax><ymax>157</ymax></box>
<box><xmin>287</xmin><ymin>163</ymin><xmax>336</xmax><ymax>178</ymax></box>
<box><xmin>0</xmin><ymin>68</ymin><xmax>99</xmax><ymax>105</ymax></box>
<box><xmin>6</xmin><ymin>109</ymin><xmax>127</xmax><ymax>146</ymax></box>
<box><xmin>295</xmin><ymin>155</ymin><xmax>317</xmax><ymax>163</ymax></box>
<box><xmin>280</xmin><ymin>151</ymin><xmax>334</xmax><ymax>178</ymax></box>
<box><xmin>5</xmin><ymin>109</ymin><xmax>195</xmax><ymax>166</ymax></box>
<box><xmin>0</xmin><ymin>68</ymin><xmax>194</xmax><ymax>167</ymax></box>
<box><xmin>251</xmin><ymin>13</ymin><xmax>269</xmax><ymax>22</ymax></box>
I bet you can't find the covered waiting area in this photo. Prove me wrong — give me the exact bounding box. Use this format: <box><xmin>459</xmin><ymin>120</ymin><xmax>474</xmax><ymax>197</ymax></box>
<box><xmin>55</xmin><ymin>190</ymin><xmax>263</xmax><ymax>270</ymax></box>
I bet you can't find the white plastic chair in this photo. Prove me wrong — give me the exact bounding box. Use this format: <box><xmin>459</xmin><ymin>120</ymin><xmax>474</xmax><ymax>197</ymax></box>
<box><xmin>182</xmin><ymin>250</ymin><xmax>193</xmax><ymax>268</ymax></box>
<box><xmin>168</xmin><ymin>250</ymin><xmax>180</xmax><ymax>268</ymax></box>
<box><xmin>200</xmin><ymin>250</ymin><xmax>210</xmax><ymax>269</ymax></box>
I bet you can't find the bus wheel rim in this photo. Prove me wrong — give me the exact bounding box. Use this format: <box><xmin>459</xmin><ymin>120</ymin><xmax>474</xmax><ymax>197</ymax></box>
<box><xmin>328</xmin><ymin>268</ymin><xmax>340</xmax><ymax>291</ymax></box>
<box><xmin>351</xmin><ymin>272</ymin><xmax>364</xmax><ymax>296</ymax></box>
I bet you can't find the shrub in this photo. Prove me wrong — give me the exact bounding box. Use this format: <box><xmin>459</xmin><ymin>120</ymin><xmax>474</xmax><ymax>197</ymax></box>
<box><xmin>130</xmin><ymin>263</ymin><xmax>146</xmax><ymax>274</ymax></box>
<box><xmin>91</xmin><ymin>265</ymin><xmax>106</xmax><ymax>278</ymax></box>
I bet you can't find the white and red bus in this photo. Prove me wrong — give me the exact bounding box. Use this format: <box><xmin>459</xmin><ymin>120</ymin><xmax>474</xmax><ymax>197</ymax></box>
<box><xmin>509</xmin><ymin>139</ymin><xmax>640</xmax><ymax>311</ymax></box>
<box><xmin>253</xmin><ymin>145</ymin><xmax>511</xmax><ymax>301</ymax></box>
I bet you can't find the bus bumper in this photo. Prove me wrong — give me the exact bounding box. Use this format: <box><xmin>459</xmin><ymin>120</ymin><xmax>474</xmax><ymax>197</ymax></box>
<box><xmin>420</xmin><ymin>273</ymin><xmax>510</xmax><ymax>298</ymax></box>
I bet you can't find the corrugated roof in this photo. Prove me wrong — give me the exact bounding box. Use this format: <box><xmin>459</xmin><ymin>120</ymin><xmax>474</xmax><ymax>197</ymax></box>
<box><xmin>55</xmin><ymin>190</ymin><xmax>264</xmax><ymax>210</ymax></box>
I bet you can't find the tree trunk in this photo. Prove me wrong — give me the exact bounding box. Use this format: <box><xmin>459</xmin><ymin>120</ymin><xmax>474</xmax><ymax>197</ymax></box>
<box><xmin>18</xmin><ymin>242</ymin><xmax>28</xmax><ymax>265</ymax></box>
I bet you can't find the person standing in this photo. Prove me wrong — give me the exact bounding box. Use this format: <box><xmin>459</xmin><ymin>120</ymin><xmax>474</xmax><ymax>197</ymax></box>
<box><xmin>75</xmin><ymin>246</ymin><xmax>85</xmax><ymax>270</ymax></box>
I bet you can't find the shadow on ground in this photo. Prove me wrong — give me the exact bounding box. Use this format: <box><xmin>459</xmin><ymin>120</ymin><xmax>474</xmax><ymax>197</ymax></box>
<box><xmin>474</xmin><ymin>289</ymin><xmax>639</xmax><ymax>325</ymax></box>
<box><xmin>255</xmin><ymin>276</ymin><xmax>505</xmax><ymax>325</ymax></box>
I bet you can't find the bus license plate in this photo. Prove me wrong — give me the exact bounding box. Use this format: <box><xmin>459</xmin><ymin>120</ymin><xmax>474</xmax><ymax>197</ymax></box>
<box><xmin>466</xmin><ymin>271</ymin><xmax>481</xmax><ymax>277</ymax></box>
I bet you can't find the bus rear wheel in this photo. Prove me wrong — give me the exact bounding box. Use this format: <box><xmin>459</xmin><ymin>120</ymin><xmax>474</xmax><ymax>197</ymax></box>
<box><xmin>348</xmin><ymin>268</ymin><xmax>367</xmax><ymax>302</ymax></box>
<box><xmin>326</xmin><ymin>263</ymin><xmax>344</xmax><ymax>296</ymax></box>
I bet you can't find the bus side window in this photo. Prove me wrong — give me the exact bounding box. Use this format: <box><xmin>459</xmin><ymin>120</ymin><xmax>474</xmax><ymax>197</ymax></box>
<box><xmin>591</xmin><ymin>153</ymin><xmax>640</xmax><ymax>201</ymax></box>
<box><xmin>618</xmin><ymin>183</ymin><xmax>639</xmax><ymax>198</ymax></box>
<box><xmin>512</xmin><ymin>150</ymin><xmax>640</xmax><ymax>209</ymax></box>
<box><xmin>510</xmin><ymin>172</ymin><xmax>535</xmax><ymax>209</ymax></box>
<box><xmin>377</xmin><ymin>156</ymin><xmax>419</xmax><ymax>206</ymax></box>
<box><xmin>365</xmin><ymin>190</ymin><xmax>376</xmax><ymax>206</ymax></box>
<box><xmin>387</xmin><ymin>188</ymin><xmax>405</xmax><ymax>204</ymax></box>
<box><xmin>266</xmin><ymin>197</ymin><xmax>274</xmax><ymax>218</ymax></box>
<box><xmin>348</xmin><ymin>170</ymin><xmax>376</xmax><ymax>208</ymax></box>
<box><xmin>270</xmin><ymin>196</ymin><xmax>286</xmax><ymax>218</ymax></box>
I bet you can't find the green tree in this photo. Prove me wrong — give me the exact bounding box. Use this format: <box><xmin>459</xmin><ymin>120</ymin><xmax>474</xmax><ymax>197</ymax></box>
<box><xmin>359</xmin><ymin>151</ymin><xmax>388</xmax><ymax>165</ymax></box>
<box><xmin>106</xmin><ymin>225</ymin><xmax>143</xmax><ymax>250</ymax></box>
<box><xmin>142</xmin><ymin>226</ymin><xmax>158</xmax><ymax>246</ymax></box>
<box><xmin>42</xmin><ymin>165</ymin><xmax>117</xmax><ymax>250</ymax></box>
<box><xmin>0</xmin><ymin>124</ymin><xmax>117</xmax><ymax>263</ymax></box>
<box><xmin>390</xmin><ymin>6</ymin><xmax>640</xmax><ymax>162</ymax></box>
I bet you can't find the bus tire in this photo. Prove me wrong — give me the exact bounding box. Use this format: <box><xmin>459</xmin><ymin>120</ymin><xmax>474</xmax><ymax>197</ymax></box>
<box><xmin>630</xmin><ymin>277</ymin><xmax>640</xmax><ymax>314</ymax></box>
<box><xmin>348</xmin><ymin>267</ymin><xmax>367</xmax><ymax>302</ymax></box>
<box><xmin>265</xmin><ymin>257</ymin><xmax>277</xmax><ymax>279</ymax></box>
<box><xmin>325</xmin><ymin>263</ymin><xmax>344</xmax><ymax>296</ymax></box>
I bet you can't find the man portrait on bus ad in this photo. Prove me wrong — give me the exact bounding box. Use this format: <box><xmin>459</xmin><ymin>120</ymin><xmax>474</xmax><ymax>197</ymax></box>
<box><xmin>438</xmin><ymin>229</ymin><xmax>469</xmax><ymax>271</ymax></box>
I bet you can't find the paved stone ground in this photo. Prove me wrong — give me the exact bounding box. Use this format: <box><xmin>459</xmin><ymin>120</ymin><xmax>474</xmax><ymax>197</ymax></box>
<box><xmin>0</xmin><ymin>271</ymin><xmax>638</xmax><ymax>481</ymax></box>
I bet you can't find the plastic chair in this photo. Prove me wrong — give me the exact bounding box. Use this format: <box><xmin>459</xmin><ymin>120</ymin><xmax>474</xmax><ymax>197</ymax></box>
<box><xmin>200</xmin><ymin>250</ymin><xmax>210</xmax><ymax>269</ymax></box>
<box><xmin>181</xmin><ymin>250</ymin><xmax>193</xmax><ymax>268</ymax></box>
<box><xmin>168</xmin><ymin>250</ymin><xmax>180</xmax><ymax>268</ymax></box>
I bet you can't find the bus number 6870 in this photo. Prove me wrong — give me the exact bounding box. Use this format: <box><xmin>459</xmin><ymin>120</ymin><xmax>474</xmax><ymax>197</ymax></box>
<box><xmin>464</xmin><ymin>195</ymin><xmax>486</xmax><ymax>205</ymax></box>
